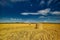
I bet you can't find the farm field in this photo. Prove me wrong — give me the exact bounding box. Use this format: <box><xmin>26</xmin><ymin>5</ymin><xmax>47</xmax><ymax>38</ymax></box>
<box><xmin>0</xmin><ymin>23</ymin><xmax>60</xmax><ymax>40</ymax></box>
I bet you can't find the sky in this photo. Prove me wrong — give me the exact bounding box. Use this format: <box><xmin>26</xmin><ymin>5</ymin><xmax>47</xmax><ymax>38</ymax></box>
<box><xmin>0</xmin><ymin>0</ymin><xmax>60</xmax><ymax>23</ymax></box>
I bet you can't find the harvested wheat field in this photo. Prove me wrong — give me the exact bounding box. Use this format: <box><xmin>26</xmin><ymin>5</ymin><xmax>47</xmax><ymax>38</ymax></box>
<box><xmin>0</xmin><ymin>23</ymin><xmax>60</xmax><ymax>40</ymax></box>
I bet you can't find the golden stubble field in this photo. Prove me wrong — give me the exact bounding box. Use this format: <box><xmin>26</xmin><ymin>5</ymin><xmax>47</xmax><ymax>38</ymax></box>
<box><xmin>0</xmin><ymin>23</ymin><xmax>60</xmax><ymax>40</ymax></box>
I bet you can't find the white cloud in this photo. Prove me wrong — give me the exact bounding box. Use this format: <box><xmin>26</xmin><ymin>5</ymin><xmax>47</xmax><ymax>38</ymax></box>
<box><xmin>39</xmin><ymin>16</ymin><xmax>46</xmax><ymax>18</ymax></box>
<box><xmin>21</xmin><ymin>8</ymin><xmax>60</xmax><ymax>16</ymax></box>
<box><xmin>21</xmin><ymin>13</ymin><xmax>29</xmax><ymax>15</ymax></box>
<box><xmin>50</xmin><ymin>11</ymin><xmax>60</xmax><ymax>15</ymax></box>
<box><xmin>37</xmin><ymin>8</ymin><xmax>50</xmax><ymax>15</ymax></box>
<box><xmin>40</xmin><ymin>0</ymin><xmax>45</xmax><ymax>5</ymax></box>
<box><xmin>10</xmin><ymin>18</ymin><xmax>22</xmax><ymax>21</ymax></box>
<box><xmin>21</xmin><ymin>12</ymin><xmax>39</xmax><ymax>15</ymax></box>
<box><xmin>21</xmin><ymin>8</ymin><xmax>51</xmax><ymax>15</ymax></box>
<box><xmin>47</xmin><ymin>0</ymin><xmax>53</xmax><ymax>6</ymax></box>
<box><xmin>0</xmin><ymin>18</ymin><xmax>23</xmax><ymax>22</ymax></box>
